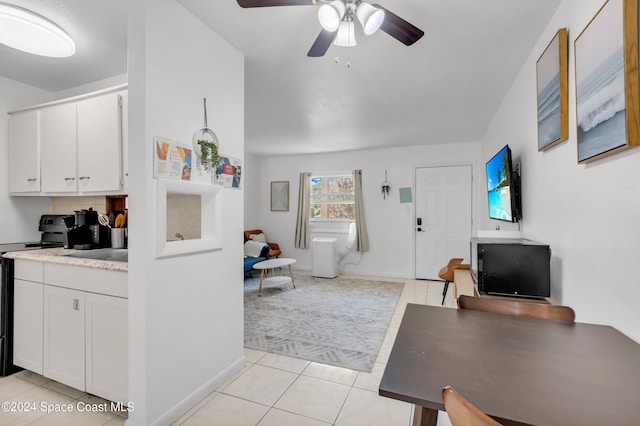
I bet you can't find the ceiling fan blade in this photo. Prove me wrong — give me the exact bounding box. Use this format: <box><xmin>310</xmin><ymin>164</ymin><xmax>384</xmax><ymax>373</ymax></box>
<box><xmin>237</xmin><ymin>0</ymin><xmax>317</xmax><ymax>7</ymax></box>
<box><xmin>307</xmin><ymin>30</ymin><xmax>335</xmax><ymax>57</ymax></box>
<box><xmin>373</xmin><ymin>4</ymin><xmax>424</xmax><ymax>46</ymax></box>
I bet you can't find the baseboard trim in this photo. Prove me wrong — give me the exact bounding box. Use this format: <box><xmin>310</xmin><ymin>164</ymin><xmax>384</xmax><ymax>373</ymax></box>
<box><xmin>138</xmin><ymin>355</ymin><xmax>246</xmax><ymax>426</ymax></box>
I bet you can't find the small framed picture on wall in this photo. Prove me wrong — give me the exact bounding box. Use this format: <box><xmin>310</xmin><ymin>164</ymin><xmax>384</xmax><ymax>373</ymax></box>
<box><xmin>270</xmin><ymin>181</ymin><xmax>289</xmax><ymax>211</ymax></box>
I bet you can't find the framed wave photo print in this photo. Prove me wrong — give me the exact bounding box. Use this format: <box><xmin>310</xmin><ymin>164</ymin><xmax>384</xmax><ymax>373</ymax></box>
<box><xmin>574</xmin><ymin>0</ymin><xmax>640</xmax><ymax>163</ymax></box>
<box><xmin>537</xmin><ymin>28</ymin><xmax>569</xmax><ymax>151</ymax></box>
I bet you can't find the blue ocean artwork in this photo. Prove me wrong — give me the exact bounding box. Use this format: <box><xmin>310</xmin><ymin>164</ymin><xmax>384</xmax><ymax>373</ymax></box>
<box><xmin>538</xmin><ymin>73</ymin><xmax>561</xmax><ymax>149</ymax></box>
<box><xmin>576</xmin><ymin>45</ymin><xmax>626</xmax><ymax>161</ymax></box>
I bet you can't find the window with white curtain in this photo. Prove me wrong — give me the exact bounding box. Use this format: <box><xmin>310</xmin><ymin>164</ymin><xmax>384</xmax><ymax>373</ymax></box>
<box><xmin>310</xmin><ymin>174</ymin><xmax>355</xmax><ymax>221</ymax></box>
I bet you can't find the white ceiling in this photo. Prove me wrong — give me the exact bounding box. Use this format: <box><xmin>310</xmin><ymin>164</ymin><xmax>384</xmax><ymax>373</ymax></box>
<box><xmin>0</xmin><ymin>0</ymin><xmax>127</xmax><ymax>92</ymax></box>
<box><xmin>0</xmin><ymin>0</ymin><xmax>562</xmax><ymax>157</ymax></box>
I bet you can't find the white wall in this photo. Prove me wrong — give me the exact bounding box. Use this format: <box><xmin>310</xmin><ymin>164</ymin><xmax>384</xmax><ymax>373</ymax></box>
<box><xmin>0</xmin><ymin>76</ymin><xmax>52</xmax><ymax>243</ymax></box>
<box><xmin>243</xmin><ymin>152</ymin><xmax>262</xmax><ymax>229</ymax></box>
<box><xmin>481</xmin><ymin>0</ymin><xmax>640</xmax><ymax>341</ymax></box>
<box><xmin>51</xmin><ymin>73</ymin><xmax>128</xmax><ymax>100</ymax></box>
<box><xmin>250</xmin><ymin>142</ymin><xmax>482</xmax><ymax>278</ymax></box>
<box><xmin>127</xmin><ymin>1</ymin><xmax>244</xmax><ymax>425</ymax></box>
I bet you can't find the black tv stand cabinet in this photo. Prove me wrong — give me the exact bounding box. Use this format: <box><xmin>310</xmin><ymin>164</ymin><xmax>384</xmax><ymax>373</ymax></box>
<box><xmin>471</xmin><ymin>237</ymin><xmax>551</xmax><ymax>299</ymax></box>
<box><xmin>454</xmin><ymin>269</ymin><xmax>550</xmax><ymax>304</ymax></box>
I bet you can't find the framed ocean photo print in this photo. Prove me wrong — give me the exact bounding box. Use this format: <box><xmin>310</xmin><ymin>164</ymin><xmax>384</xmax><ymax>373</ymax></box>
<box><xmin>574</xmin><ymin>0</ymin><xmax>640</xmax><ymax>163</ymax></box>
<box><xmin>537</xmin><ymin>28</ymin><xmax>568</xmax><ymax>151</ymax></box>
<box><xmin>270</xmin><ymin>181</ymin><xmax>289</xmax><ymax>211</ymax></box>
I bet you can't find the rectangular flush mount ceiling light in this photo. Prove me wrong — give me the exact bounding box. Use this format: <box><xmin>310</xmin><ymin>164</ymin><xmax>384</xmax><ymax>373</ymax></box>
<box><xmin>0</xmin><ymin>2</ymin><xmax>75</xmax><ymax>57</ymax></box>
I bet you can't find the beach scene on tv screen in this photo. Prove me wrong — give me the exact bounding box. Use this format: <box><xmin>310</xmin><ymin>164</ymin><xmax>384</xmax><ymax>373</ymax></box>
<box><xmin>486</xmin><ymin>148</ymin><xmax>512</xmax><ymax>221</ymax></box>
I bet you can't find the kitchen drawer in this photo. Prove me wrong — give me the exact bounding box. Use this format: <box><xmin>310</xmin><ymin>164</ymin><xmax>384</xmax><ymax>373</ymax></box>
<box><xmin>14</xmin><ymin>260</ymin><xmax>44</xmax><ymax>283</ymax></box>
<box><xmin>44</xmin><ymin>263</ymin><xmax>127</xmax><ymax>298</ymax></box>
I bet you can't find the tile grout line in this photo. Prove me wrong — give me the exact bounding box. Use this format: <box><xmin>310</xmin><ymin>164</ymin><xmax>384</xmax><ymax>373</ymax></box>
<box><xmin>332</xmin><ymin>384</ymin><xmax>358</xmax><ymax>426</ymax></box>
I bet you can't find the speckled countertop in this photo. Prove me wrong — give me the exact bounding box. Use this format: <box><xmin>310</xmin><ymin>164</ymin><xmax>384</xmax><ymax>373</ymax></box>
<box><xmin>2</xmin><ymin>247</ymin><xmax>128</xmax><ymax>272</ymax></box>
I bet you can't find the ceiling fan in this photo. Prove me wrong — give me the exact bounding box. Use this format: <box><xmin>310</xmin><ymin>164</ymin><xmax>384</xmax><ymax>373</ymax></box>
<box><xmin>236</xmin><ymin>0</ymin><xmax>424</xmax><ymax>57</ymax></box>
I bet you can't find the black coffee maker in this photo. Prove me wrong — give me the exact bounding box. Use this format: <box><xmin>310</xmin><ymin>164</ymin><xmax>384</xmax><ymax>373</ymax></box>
<box><xmin>63</xmin><ymin>208</ymin><xmax>110</xmax><ymax>249</ymax></box>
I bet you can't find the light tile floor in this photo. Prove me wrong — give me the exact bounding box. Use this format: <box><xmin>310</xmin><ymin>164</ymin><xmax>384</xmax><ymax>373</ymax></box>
<box><xmin>0</xmin><ymin>371</ymin><xmax>127</xmax><ymax>425</ymax></box>
<box><xmin>0</xmin><ymin>277</ymin><xmax>455</xmax><ymax>426</ymax></box>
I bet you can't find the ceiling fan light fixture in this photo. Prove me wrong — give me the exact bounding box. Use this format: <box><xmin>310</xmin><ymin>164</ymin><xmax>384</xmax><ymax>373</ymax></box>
<box><xmin>356</xmin><ymin>2</ymin><xmax>385</xmax><ymax>35</ymax></box>
<box><xmin>318</xmin><ymin>0</ymin><xmax>346</xmax><ymax>32</ymax></box>
<box><xmin>0</xmin><ymin>2</ymin><xmax>75</xmax><ymax>57</ymax></box>
<box><xmin>334</xmin><ymin>20</ymin><xmax>356</xmax><ymax>47</ymax></box>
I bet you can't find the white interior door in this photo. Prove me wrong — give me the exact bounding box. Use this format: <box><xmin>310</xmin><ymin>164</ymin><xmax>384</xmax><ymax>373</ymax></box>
<box><xmin>415</xmin><ymin>166</ymin><xmax>472</xmax><ymax>279</ymax></box>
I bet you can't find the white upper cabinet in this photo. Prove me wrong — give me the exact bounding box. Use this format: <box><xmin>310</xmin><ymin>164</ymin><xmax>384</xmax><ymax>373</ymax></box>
<box><xmin>8</xmin><ymin>110</ymin><xmax>40</xmax><ymax>193</ymax></box>
<box><xmin>40</xmin><ymin>102</ymin><xmax>78</xmax><ymax>193</ymax></box>
<box><xmin>77</xmin><ymin>92</ymin><xmax>122</xmax><ymax>192</ymax></box>
<box><xmin>8</xmin><ymin>85</ymin><xmax>127</xmax><ymax>196</ymax></box>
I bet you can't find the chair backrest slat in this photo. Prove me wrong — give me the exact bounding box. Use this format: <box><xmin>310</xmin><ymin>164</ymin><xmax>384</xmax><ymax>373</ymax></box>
<box><xmin>458</xmin><ymin>295</ymin><xmax>575</xmax><ymax>322</ymax></box>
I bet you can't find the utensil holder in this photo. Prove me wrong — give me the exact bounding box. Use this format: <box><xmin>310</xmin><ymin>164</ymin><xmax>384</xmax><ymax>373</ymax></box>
<box><xmin>111</xmin><ymin>228</ymin><xmax>125</xmax><ymax>249</ymax></box>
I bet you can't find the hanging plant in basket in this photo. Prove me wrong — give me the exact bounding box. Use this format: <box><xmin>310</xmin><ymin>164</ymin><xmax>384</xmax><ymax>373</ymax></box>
<box><xmin>197</xmin><ymin>138</ymin><xmax>219</xmax><ymax>173</ymax></box>
<box><xmin>192</xmin><ymin>98</ymin><xmax>220</xmax><ymax>179</ymax></box>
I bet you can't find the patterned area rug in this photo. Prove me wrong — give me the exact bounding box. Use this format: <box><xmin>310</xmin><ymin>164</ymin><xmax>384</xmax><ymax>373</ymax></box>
<box><xmin>244</xmin><ymin>275</ymin><xmax>404</xmax><ymax>372</ymax></box>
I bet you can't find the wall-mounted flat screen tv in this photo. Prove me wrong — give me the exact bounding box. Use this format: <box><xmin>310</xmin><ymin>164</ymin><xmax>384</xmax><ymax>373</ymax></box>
<box><xmin>485</xmin><ymin>144</ymin><xmax>521</xmax><ymax>222</ymax></box>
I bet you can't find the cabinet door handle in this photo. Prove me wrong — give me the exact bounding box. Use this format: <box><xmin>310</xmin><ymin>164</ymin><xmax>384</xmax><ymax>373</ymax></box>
<box><xmin>27</xmin><ymin>178</ymin><xmax>37</xmax><ymax>182</ymax></box>
<box><xmin>64</xmin><ymin>177</ymin><xmax>76</xmax><ymax>181</ymax></box>
<box><xmin>79</xmin><ymin>176</ymin><xmax>91</xmax><ymax>180</ymax></box>
<box><xmin>73</xmin><ymin>299</ymin><xmax>80</xmax><ymax>311</ymax></box>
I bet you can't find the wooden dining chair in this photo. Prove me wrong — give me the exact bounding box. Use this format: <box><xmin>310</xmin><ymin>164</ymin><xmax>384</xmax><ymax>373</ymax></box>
<box><xmin>458</xmin><ymin>295</ymin><xmax>576</xmax><ymax>322</ymax></box>
<box><xmin>442</xmin><ymin>386</ymin><xmax>502</xmax><ymax>426</ymax></box>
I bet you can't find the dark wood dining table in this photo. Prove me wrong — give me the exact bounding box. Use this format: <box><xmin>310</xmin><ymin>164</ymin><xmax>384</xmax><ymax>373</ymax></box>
<box><xmin>379</xmin><ymin>303</ymin><xmax>640</xmax><ymax>426</ymax></box>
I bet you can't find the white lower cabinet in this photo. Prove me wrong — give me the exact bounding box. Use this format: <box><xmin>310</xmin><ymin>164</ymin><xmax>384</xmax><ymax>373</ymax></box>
<box><xmin>13</xmin><ymin>279</ymin><xmax>44</xmax><ymax>374</ymax></box>
<box><xmin>85</xmin><ymin>293</ymin><xmax>128</xmax><ymax>403</ymax></box>
<box><xmin>43</xmin><ymin>285</ymin><xmax>85</xmax><ymax>391</ymax></box>
<box><xmin>42</xmin><ymin>284</ymin><xmax>128</xmax><ymax>402</ymax></box>
<box><xmin>12</xmin><ymin>259</ymin><xmax>128</xmax><ymax>403</ymax></box>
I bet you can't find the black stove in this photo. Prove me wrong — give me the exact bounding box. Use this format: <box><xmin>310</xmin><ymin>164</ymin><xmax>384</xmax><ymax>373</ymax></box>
<box><xmin>0</xmin><ymin>241</ymin><xmax>62</xmax><ymax>254</ymax></box>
